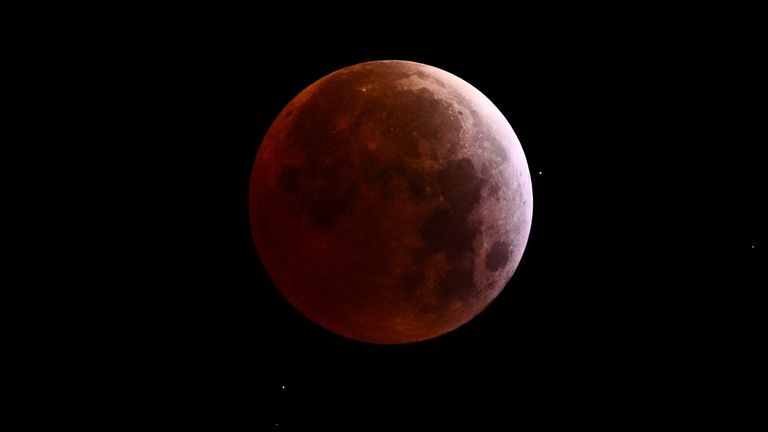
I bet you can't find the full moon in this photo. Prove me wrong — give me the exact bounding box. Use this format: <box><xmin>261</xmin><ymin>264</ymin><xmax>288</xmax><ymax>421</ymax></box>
<box><xmin>249</xmin><ymin>60</ymin><xmax>532</xmax><ymax>344</ymax></box>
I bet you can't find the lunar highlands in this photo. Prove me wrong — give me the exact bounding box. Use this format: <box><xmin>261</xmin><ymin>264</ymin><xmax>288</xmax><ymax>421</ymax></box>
<box><xmin>249</xmin><ymin>61</ymin><xmax>532</xmax><ymax>344</ymax></box>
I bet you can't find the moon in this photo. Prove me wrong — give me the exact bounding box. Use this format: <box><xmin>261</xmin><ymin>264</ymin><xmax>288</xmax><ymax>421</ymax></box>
<box><xmin>249</xmin><ymin>60</ymin><xmax>532</xmax><ymax>344</ymax></box>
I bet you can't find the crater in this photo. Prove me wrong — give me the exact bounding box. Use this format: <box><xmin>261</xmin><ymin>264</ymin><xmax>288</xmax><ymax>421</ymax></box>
<box><xmin>485</xmin><ymin>241</ymin><xmax>510</xmax><ymax>272</ymax></box>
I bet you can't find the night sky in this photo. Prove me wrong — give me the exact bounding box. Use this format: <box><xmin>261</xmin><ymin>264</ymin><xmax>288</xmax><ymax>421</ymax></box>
<box><xmin>8</xmin><ymin>4</ymin><xmax>764</xmax><ymax>430</ymax></box>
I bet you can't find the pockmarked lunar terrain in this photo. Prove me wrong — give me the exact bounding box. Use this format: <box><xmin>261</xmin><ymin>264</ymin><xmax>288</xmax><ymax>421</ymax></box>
<box><xmin>249</xmin><ymin>60</ymin><xmax>533</xmax><ymax>344</ymax></box>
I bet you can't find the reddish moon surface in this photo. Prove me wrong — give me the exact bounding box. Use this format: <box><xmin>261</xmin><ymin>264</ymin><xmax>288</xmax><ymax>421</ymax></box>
<box><xmin>249</xmin><ymin>61</ymin><xmax>533</xmax><ymax>344</ymax></box>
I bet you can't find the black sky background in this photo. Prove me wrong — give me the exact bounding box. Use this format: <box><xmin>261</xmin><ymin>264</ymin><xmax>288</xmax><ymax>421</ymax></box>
<box><xmin>7</xmin><ymin>4</ymin><xmax>764</xmax><ymax>430</ymax></box>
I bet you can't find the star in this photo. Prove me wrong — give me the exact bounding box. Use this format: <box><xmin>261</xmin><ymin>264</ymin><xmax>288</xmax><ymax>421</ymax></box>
<box><xmin>538</xmin><ymin>171</ymin><xmax>542</xmax><ymax>175</ymax></box>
